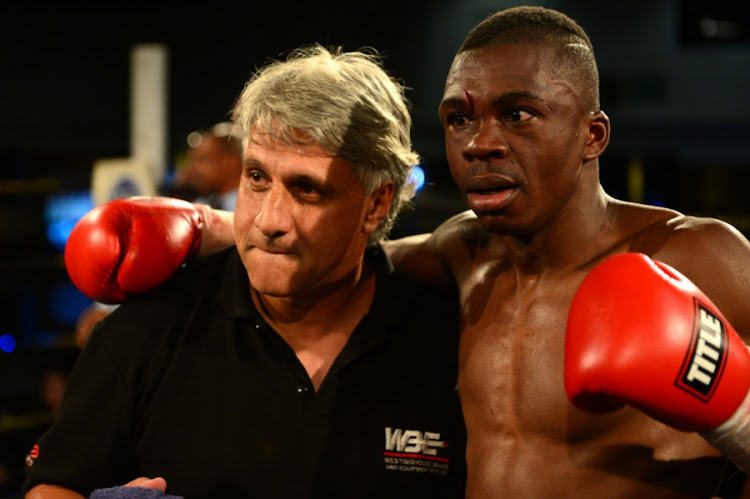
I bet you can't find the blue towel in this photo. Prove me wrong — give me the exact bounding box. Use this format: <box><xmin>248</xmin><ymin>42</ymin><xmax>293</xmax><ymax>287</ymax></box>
<box><xmin>89</xmin><ymin>486</ymin><xmax>184</xmax><ymax>499</ymax></box>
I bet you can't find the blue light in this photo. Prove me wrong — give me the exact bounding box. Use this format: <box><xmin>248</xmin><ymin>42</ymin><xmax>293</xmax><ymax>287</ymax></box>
<box><xmin>43</xmin><ymin>190</ymin><xmax>94</xmax><ymax>252</ymax></box>
<box><xmin>411</xmin><ymin>165</ymin><xmax>426</xmax><ymax>192</ymax></box>
<box><xmin>46</xmin><ymin>219</ymin><xmax>79</xmax><ymax>253</ymax></box>
<box><xmin>47</xmin><ymin>280</ymin><xmax>93</xmax><ymax>327</ymax></box>
<box><xmin>0</xmin><ymin>334</ymin><xmax>16</xmax><ymax>353</ymax></box>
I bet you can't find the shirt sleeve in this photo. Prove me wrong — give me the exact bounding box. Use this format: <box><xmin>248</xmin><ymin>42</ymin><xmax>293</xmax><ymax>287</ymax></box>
<box><xmin>23</xmin><ymin>322</ymin><xmax>140</xmax><ymax>495</ymax></box>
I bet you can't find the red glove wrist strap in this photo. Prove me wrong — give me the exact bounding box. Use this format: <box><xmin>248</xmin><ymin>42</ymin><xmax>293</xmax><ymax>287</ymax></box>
<box><xmin>703</xmin><ymin>386</ymin><xmax>750</xmax><ymax>473</ymax></box>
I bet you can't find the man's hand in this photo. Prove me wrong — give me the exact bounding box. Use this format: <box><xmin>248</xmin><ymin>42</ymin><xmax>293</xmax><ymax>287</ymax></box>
<box><xmin>124</xmin><ymin>477</ymin><xmax>167</xmax><ymax>490</ymax></box>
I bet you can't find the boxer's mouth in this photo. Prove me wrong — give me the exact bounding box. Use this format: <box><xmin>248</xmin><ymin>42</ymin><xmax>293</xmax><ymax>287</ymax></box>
<box><xmin>463</xmin><ymin>174</ymin><xmax>518</xmax><ymax>213</ymax></box>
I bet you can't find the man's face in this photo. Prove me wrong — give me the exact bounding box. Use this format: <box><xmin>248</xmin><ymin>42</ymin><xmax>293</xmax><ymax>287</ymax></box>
<box><xmin>439</xmin><ymin>43</ymin><xmax>592</xmax><ymax>236</ymax></box>
<box><xmin>234</xmin><ymin>134</ymin><xmax>382</xmax><ymax>298</ymax></box>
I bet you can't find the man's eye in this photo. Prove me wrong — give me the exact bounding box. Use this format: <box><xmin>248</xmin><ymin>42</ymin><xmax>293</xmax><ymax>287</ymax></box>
<box><xmin>246</xmin><ymin>171</ymin><xmax>265</xmax><ymax>184</ymax></box>
<box><xmin>245</xmin><ymin>170</ymin><xmax>268</xmax><ymax>189</ymax></box>
<box><xmin>446</xmin><ymin>114</ymin><xmax>472</xmax><ymax>127</ymax></box>
<box><xmin>506</xmin><ymin>109</ymin><xmax>533</xmax><ymax>123</ymax></box>
<box><xmin>296</xmin><ymin>184</ymin><xmax>321</xmax><ymax>198</ymax></box>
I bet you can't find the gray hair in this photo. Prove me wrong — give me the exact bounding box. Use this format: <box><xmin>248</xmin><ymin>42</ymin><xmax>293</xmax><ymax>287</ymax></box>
<box><xmin>232</xmin><ymin>44</ymin><xmax>419</xmax><ymax>244</ymax></box>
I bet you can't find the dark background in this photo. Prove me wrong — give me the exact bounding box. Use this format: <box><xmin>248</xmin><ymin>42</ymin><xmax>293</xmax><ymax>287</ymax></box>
<box><xmin>1</xmin><ymin>0</ymin><xmax>749</xmax><ymax>495</ymax></box>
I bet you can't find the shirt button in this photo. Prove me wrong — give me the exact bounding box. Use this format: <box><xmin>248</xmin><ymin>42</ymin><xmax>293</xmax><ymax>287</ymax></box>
<box><xmin>296</xmin><ymin>387</ymin><xmax>309</xmax><ymax>395</ymax></box>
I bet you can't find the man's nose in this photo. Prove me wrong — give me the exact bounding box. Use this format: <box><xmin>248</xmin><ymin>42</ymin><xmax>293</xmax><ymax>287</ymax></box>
<box><xmin>462</xmin><ymin>119</ymin><xmax>509</xmax><ymax>162</ymax></box>
<box><xmin>254</xmin><ymin>186</ymin><xmax>293</xmax><ymax>238</ymax></box>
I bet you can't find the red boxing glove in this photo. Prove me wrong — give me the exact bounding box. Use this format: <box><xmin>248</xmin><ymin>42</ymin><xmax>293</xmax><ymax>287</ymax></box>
<box><xmin>64</xmin><ymin>197</ymin><xmax>203</xmax><ymax>304</ymax></box>
<box><xmin>565</xmin><ymin>252</ymin><xmax>750</xmax><ymax>432</ymax></box>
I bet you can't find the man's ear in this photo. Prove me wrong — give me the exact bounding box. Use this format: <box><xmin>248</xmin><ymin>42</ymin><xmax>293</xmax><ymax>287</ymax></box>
<box><xmin>583</xmin><ymin>110</ymin><xmax>610</xmax><ymax>161</ymax></box>
<box><xmin>363</xmin><ymin>181</ymin><xmax>395</xmax><ymax>235</ymax></box>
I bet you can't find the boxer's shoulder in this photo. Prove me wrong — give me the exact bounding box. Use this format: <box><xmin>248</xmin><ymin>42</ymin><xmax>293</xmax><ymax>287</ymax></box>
<box><xmin>432</xmin><ymin>210</ymin><xmax>490</xmax><ymax>261</ymax></box>
<box><xmin>611</xmin><ymin>201</ymin><xmax>738</xmax><ymax>258</ymax></box>
<box><xmin>631</xmin><ymin>211</ymin><xmax>747</xmax><ymax>264</ymax></box>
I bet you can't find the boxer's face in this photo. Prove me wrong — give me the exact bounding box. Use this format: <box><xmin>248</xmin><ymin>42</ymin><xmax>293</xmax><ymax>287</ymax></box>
<box><xmin>439</xmin><ymin>43</ymin><xmax>592</xmax><ymax>237</ymax></box>
<box><xmin>234</xmin><ymin>133</ymin><xmax>387</xmax><ymax>298</ymax></box>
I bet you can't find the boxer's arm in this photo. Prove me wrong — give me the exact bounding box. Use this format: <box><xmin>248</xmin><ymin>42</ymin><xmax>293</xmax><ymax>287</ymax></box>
<box><xmin>191</xmin><ymin>204</ymin><xmax>235</xmax><ymax>257</ymax></box>
<box><xmin>384</xmin><ymin>234</ymin><xmax>453</xmax><ymax>288</ymax></box>
<box><xmin>385</xmin><ymin>209</ymin><xmax>480</xmax><ymax>288</ymax></box>
<box><xmin>653</xmin><ymin>216</ymin><xmax>750</xmax><ymax>341</ymax></box>
<box><xmin>664</xmin><ymin>220</ymin><xmax>750</xmax><ymax>472</ymax></box>
<box><xmin>565</xmin><ymin>252</ymin><xmax>750</xmax><ymax>472</ymax></box>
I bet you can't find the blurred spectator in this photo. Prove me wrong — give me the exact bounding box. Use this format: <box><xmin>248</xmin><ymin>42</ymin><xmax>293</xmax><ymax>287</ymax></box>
<box><xmin>173</xmin><ymin>121</ymin><xmax>242</xmax><ymax>211</ymax></box>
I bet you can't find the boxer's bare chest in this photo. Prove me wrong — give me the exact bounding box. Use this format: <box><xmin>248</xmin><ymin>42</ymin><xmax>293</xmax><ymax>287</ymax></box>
<box><xmin>456</xmin><ymin>260</ymin><xmax>580</xmax><ymax>434</ymax></box>
<box><xmin>453</xmin><ymin>251</ymin><xmax>729</xmax><ymax>497</ymax></box>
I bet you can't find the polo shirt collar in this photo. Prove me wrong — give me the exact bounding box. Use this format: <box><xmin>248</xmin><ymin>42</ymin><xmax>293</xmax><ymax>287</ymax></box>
<box><xmin>213</xmin><ymin>244</ymin><xmax>400</xmax><ymax>329</ymax></box>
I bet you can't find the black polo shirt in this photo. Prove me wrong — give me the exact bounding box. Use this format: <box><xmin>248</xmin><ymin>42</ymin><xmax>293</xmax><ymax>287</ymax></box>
<box><xmin>25</xmin><ymin>246</ymin><xmax>466</xmax><ymax>498</ymax></box>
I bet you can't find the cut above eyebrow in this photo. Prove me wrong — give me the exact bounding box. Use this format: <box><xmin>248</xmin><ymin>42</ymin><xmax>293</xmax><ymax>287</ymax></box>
<box><xmin>464</xmin><ymin>90</ymin><xmax>474</xmax><ymax>114</ymax></box>
<box><xmin>439</xmin><ymin>96</ymin><xmax>471</xmax><ymax>112</ymax></box>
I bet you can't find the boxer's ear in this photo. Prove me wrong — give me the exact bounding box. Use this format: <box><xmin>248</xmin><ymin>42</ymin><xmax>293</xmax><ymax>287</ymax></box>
<box><xmin>583</xmin><ymin>110</ymin><xmax>610</xmax><ymax>161</ymax></box>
